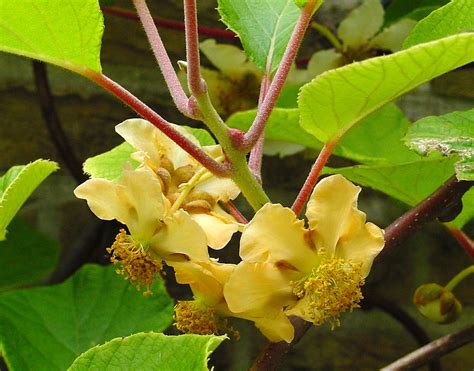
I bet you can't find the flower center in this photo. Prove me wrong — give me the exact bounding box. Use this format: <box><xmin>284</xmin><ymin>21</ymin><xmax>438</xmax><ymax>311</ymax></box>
<box><xmin>107</xmin><ymin>229</ymin><xmax>163</xmax><ymax>296</ymax></box>
<box><xmin>292</xmin><ymin>252</ymin><xmax>365</xmax><ymax>328</ymax></box>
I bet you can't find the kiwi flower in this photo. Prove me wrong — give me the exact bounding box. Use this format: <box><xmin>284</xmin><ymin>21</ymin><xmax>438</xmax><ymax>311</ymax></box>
<box><xmin>115</xmin><ymin>119</ymin><xmax>241</xmax><ymax>249</ymax></box>
<box><xmin>224</xmin><ymin>175</ymin><xmax>385</xmax><ymax>342</ymax></box>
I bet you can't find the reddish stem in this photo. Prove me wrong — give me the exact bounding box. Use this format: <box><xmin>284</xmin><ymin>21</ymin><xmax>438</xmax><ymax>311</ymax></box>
<box><xmin>87</xmin><ymin>72</ymin><xmax>231</xmax><ymax>177</ymax></box>
<box><xmin>132</xmin><ymin>0</ymin><xmax>191</xmax><ymax>116</ymax></box>
<box><xmin>446</xmin><ymin>226</ymin><xmax>474</xmax><ymax>259</ymax></box>
<box><xmin>184</xmin><ymin>0</ymin><xmax>206</xmax><ymax>96</ymax></box>
<box><xmin>101</xmin><ymin>6</ymin><xmax>236</xmax><ymax>41</ymax></box>
<box><xmin>291</xmin><ymin>140</ymin><xmax>337</xmax><ymax>215</ymax></box>
<box><xmin>223</xmin><ymin>201</ymin><xmax>248</xmax><ymax>224</ymax></box>
<box><xmin>242</xmin><ymin>0</ymin><xmax>320</xmax><ymax>150</ymax></box>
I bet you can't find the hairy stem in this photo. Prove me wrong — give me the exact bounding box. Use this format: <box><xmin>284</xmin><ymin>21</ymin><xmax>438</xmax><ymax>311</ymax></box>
<box><xmin>251</xmin><ymin>177</ymin><xmax>471</xmax><ymax>370</ymax></box>
<box><xmin>184</xmin><ymin>0</ymin><xmax>206</xmax><ymax>96</ymax></box>
<box><xmin>242</xmin><ymin>0</ymin><xmax>322</xmax><ymax>150</ymax></box>
<box><xmin>445</xmin><ymin>225</ymin><xmax>474</xmax><ymax>258</ymax></box>
<box><xmin>33</xmin><ymin>61</ymin><xmax>87</xmax><ymax>184</ymax></box>
<box><xmin>291</xmin><ymin>140</ymin><xmax>337</xmax><ymax>215</ymax></box>
<box><xmin>132</xmin><ymin>0</ymin><xmax>191</xmax><ymax>116</ymax></box>
<box><xmin>86</xmin><ymin>72</ymin><xmax>230</xmax><ymax>177</ymax></box>
<box><xmin>382</xmin><ymin>324</ymin><xmax>474</xmax><ymax>370</ymax></box>
<box><xmin>101</xmin><ymin>6</ymin><xmax>236</xmax><ymax>41</ymax></box>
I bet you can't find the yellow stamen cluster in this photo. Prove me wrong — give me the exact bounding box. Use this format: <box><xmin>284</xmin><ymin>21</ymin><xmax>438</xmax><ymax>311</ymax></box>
<box><xmin>292</xmin><ymin>254</ymin><xmax>365</xmax><ymax>328</ymax></box>
<box><xmin>174</xmin><ymin>301</ymin><xmax>240</xmax><ymax>339</ymax></box>
<box><xmin>107</xmin><ymin>229</ymin><xmax>163</xmax><ymax>296</ymax></box>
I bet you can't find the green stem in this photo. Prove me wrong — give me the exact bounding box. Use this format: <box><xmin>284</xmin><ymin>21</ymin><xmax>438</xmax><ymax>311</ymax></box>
<box><xmin>445</xmin><ymin>265</ymin><xmax>474</xmax><ymax>292</ymax></box>
<box><xmin>195</xmin><ymin>92</ymin><xmax>270</xmax><ymax>211</ymax></box>
<box><xmin>311</xmin><ymin>22</ymin><xmax>343</xmax><ymax>50</ymax></box>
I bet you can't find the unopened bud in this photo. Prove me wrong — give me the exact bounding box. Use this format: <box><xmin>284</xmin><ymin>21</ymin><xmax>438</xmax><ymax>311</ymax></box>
<box><xmin>413</xmin><ymin>283</ymin><xmax>462</xmax><ymax>324</ymax></box>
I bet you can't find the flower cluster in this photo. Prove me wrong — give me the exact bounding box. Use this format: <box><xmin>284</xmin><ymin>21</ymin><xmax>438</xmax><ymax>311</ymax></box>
<box><xmin>75</xmin><ymin>119</ymin><xmax>385</xmax><ymax>343</ymax></box>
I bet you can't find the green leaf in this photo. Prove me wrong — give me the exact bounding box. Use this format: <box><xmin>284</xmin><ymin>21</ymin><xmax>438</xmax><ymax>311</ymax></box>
<box><xmin>0</xmin><ymin>218</ymin><xmax>59</xmax><ymax>292</ymax></box>
<box><xmin>83</xmin><ymin>142</ymin><xmax>139</xmax><ymax>181</ymax></box>
<box><xmin>185</xmin><ymin>127</ymin><xmax>216</xmax><ymax>146</ymax></box>
<box><xmin>450</xmin><ymin>189</ymin><xmax>474</xmax><ymax>228</ymax></box>
<box><xmin>405</xmin><ymin>109</ymin><xmax>474</xmax><ymax>181</ymax></box>
<box><xmin>217</xmin><ymin>0</ymin><xmax>300</xmax><ymax>73</ymax></box>
<box><xmin>0</xmin><ymin>0</ymin><xmax>103</xmax><ymax>73</ymax></box>
<box><xmin>0</xmin><ymin>160</ymin><xmax>58</xmax><ymax>241</ymax></box>
<box><xmin>384</xmin><ymin>0</ymin><xmax>448</xmax><ymax>25</ymax></box>
<box><xmin>0</xmin><ymin>264</ymin><xmax>173</xmax><ymax>371</ymax></box>
<box><xmin>299</xmin><ymin>33</ymin><xmax>474</xmax><ymax>144</ymax></box>
<box><xmin>323</xmin><ymin>157</ymin><xmax>456</xmax><ymax>206</ymax></box>
<box><xmin>68</xmin><ymin>333</ymin><xmax>226</xmax><ymax>371</ymax></box>
<box><xmin>404</xmin><ymin>0</ymin><xmax>474</xmax><ymax>48</ymax></box>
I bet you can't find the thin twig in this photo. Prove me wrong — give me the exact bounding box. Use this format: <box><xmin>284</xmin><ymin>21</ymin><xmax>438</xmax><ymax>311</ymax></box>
<box><xmin>132</xmin><ymin>0</ymin><xmax>191</xmax><ymax>116</ymax></box>
<box><xmin>222</xmin><ymin>201</ymin><xmax>248</xmax><ymax>224</ymax></box>
<box><xmin>184</xmin><ymin>0</ymin><xmax>206</xmax><ymax>96</ymax></box>
<box><xmin>86</xmin><ymin>72</ymin><xmax>231</xmax><ymax>177</ymax></box>
<box><xmin>445</xmin><ymin>225</ymin><xmax>474</xmax><ymax>259</ymax></box>
<box><xmin>101</xmin><ymin>6</ymin><xmax>236</xmax><ymax>41</ymax></box>
<box><xmin>291</xmin><ymin>140</ymin><xmax>337</xmax><ymax>215</ymax></box>
<box><xmin>382</xmin><ymin>324</ymin><xmax>474</xmax><ymax>370</ymax></box>
<box><xmin>32</xmin><ymin>61</ymin><xmax>87</xmax><ymax>184</ymax></box>
<box><xmin>242</xmin><ymin>0</ymin><xmax>322</xmax><ymax>150</ymax></box>
<box><xmin>363</xmin><ymin>294</ymin><xmax>441</xmax><ymax>371</ymax></box>
<box><xmin>250</xmin><ymin>177</ymin><xmax>472</xmax><ymax>370</ymax></box>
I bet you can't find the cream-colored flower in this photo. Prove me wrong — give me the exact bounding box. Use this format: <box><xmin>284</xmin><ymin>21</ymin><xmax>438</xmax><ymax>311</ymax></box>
<box><xmin>74</xmin><ymin>167</ymin><xmax>210</xmax><ymax>292</ymax></box>
<box><xmin>115</xmin><ymin>119</ymin><xmax>241</xmax><ymax>249</ymax></box>
<box><xmin>224</xmin><ymin>175</ymin><xmax>385</xmax><ymax>342</ymax></box>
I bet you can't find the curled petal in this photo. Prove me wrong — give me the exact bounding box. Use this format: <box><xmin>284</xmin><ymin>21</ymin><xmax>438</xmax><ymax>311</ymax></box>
<box><xmin>149</xmin><ymin>210</ymin><xmax>209</xmax><ymax>261</ymax></box>
<box><xmin>224</xmin><ymin>262</ymin><xmax>297</xmax><ymax>318</ymax></box>
<box><xmin>240</xmin><ymin>204</ymin><xmax>316</xmax><ymax>273</ymax></box>
<box><xmin>74</xmin><ymin>168</ymin><xmax>164</xmax><ymax>240</ymax></box>
<box><xmin>190</xmin><ymin>209</ymin><xmax>240</xmax><ymax>250</ymax></box>
<box><xmin>250</xmin><ymin>312</ymin><xmax>295</xmax><ymax>343</ymax></box>
<box><xmin>306</xmin><ymin>174</ymin><xmax>362</xmax><ymax>256</ymax></box>
<box><xmin>116</xmin><ymin>119</ymin><xmax>198</xmax><ymax>169</ymax></box>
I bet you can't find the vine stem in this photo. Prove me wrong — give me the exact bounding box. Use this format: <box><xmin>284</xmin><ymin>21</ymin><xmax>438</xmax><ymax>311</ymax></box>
<box><xmin>445</xmin><ymin>265</ymin><xmax>474</xmax><ymax>291</ymax></box>
<box><xmin>381</xmin><ymin>324</ymin><xmax>474</xmax><ymax>370</ymax></box>
<box><xmin>445</xmin><ymin>226</ymin><xmax>474</xmax><ymax>258</ymax></box>
<box><xmin>250</xmin><ymin>177</ymin><xmax>472</xmax><ymax>370</ymax></box>
<box><xmin>86</xmin><ymin>72</ymin><xmax>230</xmax><ymax>177</ymax></box>
<box><xmin>241</xmin><ymin>0</ymin><xmax>323</xmax><ymax>150</ymax></box>
<box><xmin>132</xmin><ymin>0</ymin><xmax>192</xmax><ymax>116</ymax></box>
<box><xmin>291</xmin><ymin>140</ymin><xmax>337</xmax><ymax>215</ymax></box>
<box><xmin>101</xmin><ymin>6</ymin><xmax>236</xmax><ymax>41</ymax></box>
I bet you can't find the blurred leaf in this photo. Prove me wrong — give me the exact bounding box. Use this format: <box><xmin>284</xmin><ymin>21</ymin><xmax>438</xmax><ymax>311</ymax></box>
<box><xmin>185</xmin><ymin>127</ymin><xmax>216</xmax><ymax>146</ymax></box>
<box><xmin>0</xmin><ymin>218</ymin><xmax>59</xmax><ymax>292</ymax></box>
<box><xmin>68</xmin><ymin>333</ymin><xmax>226</xmax><ymax>371</ymax></box>
<box><xmin>299</xmin><ymin>33</ymin><xmax>474</xmax><ymax>144</ymax></box>
<box><xmin>0</xmin><ymin>264</ymin><xmax>174</xmax><ymax>371</ymax></box>
<box><xmin>405</xmin><ymin>109</ymin><xmax>474</xmax><ymax>181</ymax></box>
<box><xmin>404</xmin><ymin>0</ymin><xmax>474</xmax><ymax>48</ymax></box>
<box><xmin>0</xmin><ymin>0</ymin><xmax>104</xmax><ymax>73</ymax></box>
<box><xmin>450</xmin><ymin>189</ymin><xmax>474</xmax><ymax>228</ymax></box>
<box><xmin>0</xmin><ymin>160</ymin><xmax>58</xmax><ymax>240</ymax></box>
<box><xmin>83</xmin><ymin>142</ymin><xmax>138</xmax><ymax>181</ymax></box>
<box><xmin>384</xmin><ymin>0</ymin><xmax>448</xmax><ymax>25</ymax></box>
<box><xmin>217</xmin><ymin>0</ymin><xmax>300</xmax><ymax>72</ymax></box>
<box><xmin>323</xmin><ymin>157</ymin><xmax>456</xmax><ymax>206</ymax></box>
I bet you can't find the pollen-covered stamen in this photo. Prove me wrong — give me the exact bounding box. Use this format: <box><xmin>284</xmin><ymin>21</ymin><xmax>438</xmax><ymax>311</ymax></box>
<box><xmin>107</xmin><ymin>229</ymin><xmax>163</xmax><ymax>296</ymax></box>
<box><xmin>291</xmin><ymin>253</ymin><xmax>365</xmax><ymax>328</ymax></box>
<box><xmin>174</xmin><ymin>301</ymin><xmax>240</xmax><ymax>339</ymax></box>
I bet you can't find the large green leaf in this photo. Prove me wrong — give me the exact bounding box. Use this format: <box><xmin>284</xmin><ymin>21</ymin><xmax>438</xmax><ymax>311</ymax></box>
<box><xmin>323</xmin><ymin>157</ymin><xmax>456</xmax><ymax>207</ymax></box>
<box><xmin>0</xmin><ymin>264</ymin><xmax>173</xmax><ymax>371</ymax></box>
<box><xmin>68</xmin><ymin>333</ymin><xmax>226</xmax><ymax>371</ymax></box>
<box><xmin>384</xmin><ymin>0</ymin><xmax>449</xmax><ymax>25</ymax></box>
<box><xmin>450</xmin><ymin>189</ymin><xmax>474</xmax><ymax>229</ymax></box>
<box><xmin>299</xmin><ymin>33</ymin><xmax>474</xmax><ymax>144</ymax></box>
<box><xmin>0</xmin><ymin>218</ymin><xmax>59</xmax><ymax>292</ymax></box>
<box><xmin>405</xmin><ymin>109</ymin><xmax>474</xmax><ymax>181</ymax></box>
<box><xmin>404</xmin><ymin>0</ymin><xmax>474</xmax><ymax>48</ymax></box>
<box><xmin>217</xmin><ymin>0</ymin><xmax>300</xmax><ymax>73</ymax></box>
<box><xmin>0</xmin><ymin>160</ymin><xmax>58</xmax><ymax>240</ymax></box>
<box><xmin>0</xmin><ymin>0</ymin><xmax>103</xmax><ymax>73</ymax></box>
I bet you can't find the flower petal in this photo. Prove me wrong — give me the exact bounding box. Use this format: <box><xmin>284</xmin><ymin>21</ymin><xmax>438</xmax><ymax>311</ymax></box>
<box><xmin>252</xmin><ymin>312</ymin><xmax>295</xmax><ymax>343</ymax></box>
<box><xmin>149</xmin><ymin>209</ymin><xmax>209</xmax><ymax>261</ymax></box>
<box><xmin>224</xmin><ymin>261</ymin><xmax>297</xmax><ymax>318</ymax></box>
<box><xmin>74</xmin><ymin>168</ymin><xmax>165</xmax><ymax>240</ymax></box>
<box><xmin>116</xmin><ymin>119</ymin><xmax>198</xmax><ymax>169</ymax></box>
<box><xmin>306</xmin><ymin>174</ymin><xmax>361</xmax><ymax>256</ymax></box>
<box><xmin>240</xmin><ymin>203</ymin><xmax>316</xmax><ymax>272</ymax></box>
<box><xmin>190</xmin><ymin>209</ymin><xmax>240</xmax><ymax>250</ymax></box>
